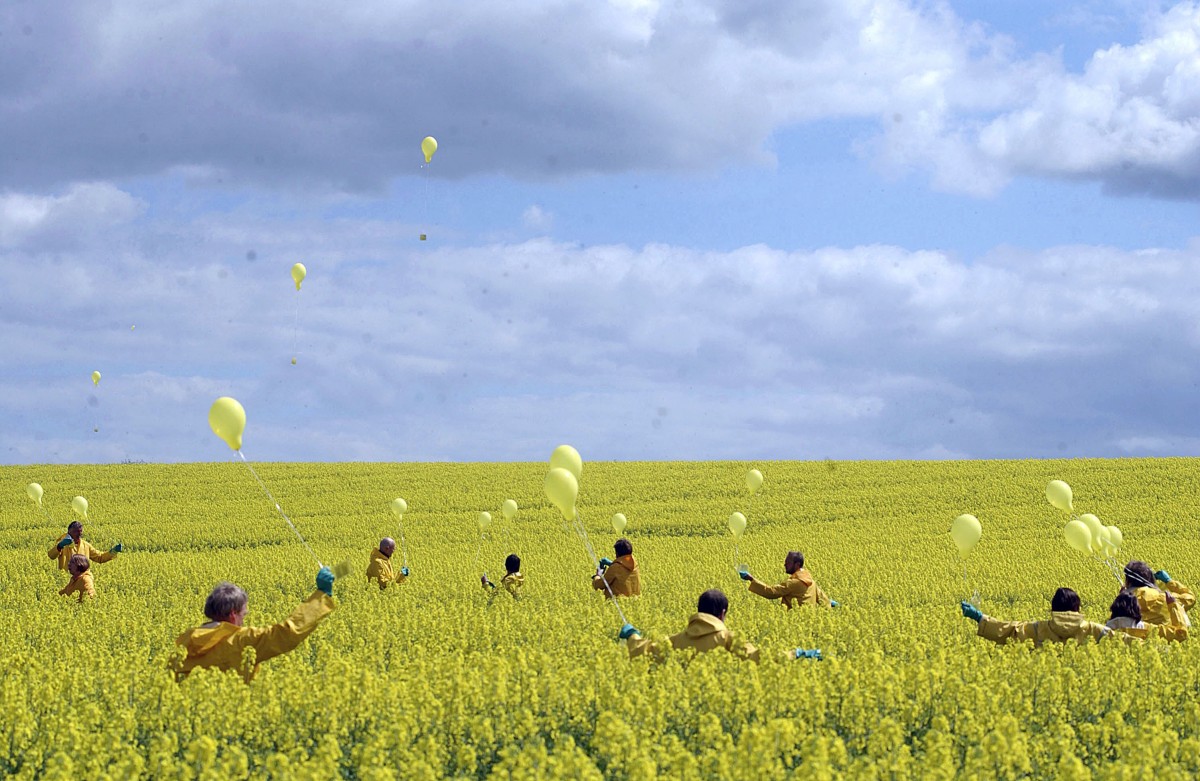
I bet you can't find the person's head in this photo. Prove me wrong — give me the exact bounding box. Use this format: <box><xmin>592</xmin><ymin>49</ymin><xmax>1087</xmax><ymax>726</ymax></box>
<box><xmin>1110</xmin><ymin>590</ymin><xmax>1142</xmax><ymax>622</ymax></box>
<box><xmin>204</xmin><ymin>582</ymin><xmax>249</xmax><ymax>626</ymax></box>
<box><xmin>379</xmin><ymin>537</ymin><xmax>395</xmax><ymax>558</ymax></box>
<box><xmin>784</xmin><ymin>551</ymin><xmax>805</xmax><ymax>574</ymax></box>
<box><xmin>697</xmin><ymin>589</ymin><xmax>729</xmax><ymax>621</ymax></box>
<box><xmin>1050</xmin><ymin>587</ymin><xmax>1081</xmax><ymax>612</ymax></box>
<box><xmin>614</xmin><ymin>538</ymin><xmax>633</xmax><ymax>557</ymax></box>
<box><xmin>67</xmin><ymin>554</ymin><xmax>90</xmax><ymax>578</ymax></box>
<box><xmin>67</xmin><ymin>521</ymin><xmax>83</xmax><ymax>542</ymax></box>
<box><xmin>1124</xmin><ymin>560</ymin><xmax>1154</xmax><ymax>589</ymax></box>
<box><xmin>505</xmin><ymin>554</ymin><xmax>521</xmax><ymax>574</ymax></box>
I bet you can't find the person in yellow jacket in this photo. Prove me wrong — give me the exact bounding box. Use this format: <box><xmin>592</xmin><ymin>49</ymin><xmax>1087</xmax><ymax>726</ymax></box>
<box><xmin>960</xmin><ymin>588</ymin><xmax>1114</xmax><ymax>645</ymax></box>
<box><xmin>59</xmin><ymin>554</ymin><xmax>96</xmax><ymax>602</ymax></box>
<box><xmin>366</xmin><ymin>537</ymin><xmax>408</xmax><ymax>590</ymax></box>
<box><xmin>739</xmin><ymin>551</ymin><xmax>837</xmax><ymax>609</ymax></box>
<box><xmin>1122</xmin><ymin>561</ymin><xmax>1194</xmax><ymax>640</ymax></box>
<box><xmin>619</xmin><ymin>589</ymin><xmax>823</xmax><ymax>663</ymax></box>
<box><xmin>482</xmin><ymin>554</ymin><xmax>524</xmax><ymax>602</ymax></box>
<box><xmin>48</xmin><ymin>521</ymin><xmax>122</xmax><ymax>572</ymax></box>
<box><xmin>593</xmin><ymin>538</ymin><xmax>641</xmax><ymax>598</ymax></box>
<box><xmin>1106</xmin><ymin>590</ymin><xmax>1148</xmax><ymax>638</ymax></box>
<box><xmin>172</xmin><ymin>567</ymin><xmax>336</xmax><ymax>683</ymax></box>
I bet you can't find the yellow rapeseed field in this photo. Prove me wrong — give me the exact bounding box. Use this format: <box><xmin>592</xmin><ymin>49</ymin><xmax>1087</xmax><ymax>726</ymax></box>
<box><xmin>3</xmin><ymin>457</ymin><xmax>1200</xmax><ymax>780</ymax></box>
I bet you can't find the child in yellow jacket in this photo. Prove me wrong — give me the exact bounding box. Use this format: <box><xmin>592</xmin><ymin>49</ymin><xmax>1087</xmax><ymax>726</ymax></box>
<box><xmin>172</xmin><ymin>567</ymin><xmax>336</xmax><ymax>683</ymax></box>
<box><xmin>482</xmin><ymin>554</ymin><xmax>524</xmax><ymax>602</ymax></box>
<box><xmin>59</xmin><ymin>554</ymin><xmax>96</xmax><ymax>602</ymax></box>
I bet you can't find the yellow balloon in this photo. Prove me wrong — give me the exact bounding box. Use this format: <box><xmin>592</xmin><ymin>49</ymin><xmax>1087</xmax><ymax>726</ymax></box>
<box><xmin>390</xmin><ymin>498</ymin><xmax>408</xmax><ymax>519</ymax></box>
<box><xmin>291</xmin><ymin>263</ymin><xmax>307</xmax><ymax>291</ymax></box>
<box><xmin>421</xmin><ymin>136</ymin><xmax>438</xmax><ymax>163</ymax></box>
<box><xmin>91</xmin><ymin>371</ymin><xmax>101</xmax><ymax>386</ymax></box>
<box><xmin>728</xmin><ymin>511</ymin><xmax>747</xmax><ymax>539</ymax></box>
<box><xmin>208</xmin><ymin>396</ymin><xmax>246</xmax><ymax>451</ymax></box>
<box><xmin>26</xmin><ymin>482</ymin><xmax>43</xmax><ymax>507</ymax></box>
<box><xmin>949</xmin><ymin>514</ymin><xmax>982</xmax><ymax>558</ymax></box>
<box><xmin>746</xmin><ymin>469</ymin><xmax>764</xmax><ymax>495</ymax></box>
<box><xmin>1078</xmin><ymin>513</ymin><xmax>1105</xmax><ymax>553</ymax></box>
<box><xmin>1064</xmin><ymin>519</ymin><xmax>1091</xmax><ymax>554</ymax></box>
<box><xmin>611</xmin><ymin>513</ymin><xmax>627</xmax><ymax>534</ymax></box>
<box><xmin>544</xmin><ymin>467</ymin><xmax>578</xmax><ymax>521</ymax></box>
<box><xmin>1046</xmin><ymin>480</ymin><xmax>1073</xmax><ymax>512</ymax></box>
<box><xmin>549</xmin><ymin>445</ymin><xmax>583</xmax><ymax>480</ymax></box>
<box><xmin>478</xmin><ymin>511</ymin><xmax>492</xmax><ymax>531</ymax></box>
<box><xmin>502</xmin><ymin>499</ymin><xmax>518</xmax><ymax>521</ymax></box>
<box><xmin>1106</xmin><ymin>525</ymin><xmax>1123</xmax><ymax>551</ymax></box>
<box><xmin>71</xmin><ymin>495</ymin><xmax>88</xmax><ymax>520</ymax></box>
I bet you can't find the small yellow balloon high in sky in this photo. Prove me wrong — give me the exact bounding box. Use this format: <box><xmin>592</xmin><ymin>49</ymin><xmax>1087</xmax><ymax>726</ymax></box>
<box><xmin>421</xmin><ymin>136</ymin><xmax>438</xmax><ymax>164</ymax></box>
<box><xmin>91</xmin><ymin>371</ymin><xmax>101</xmax><ymax>386</ymax></box>
<box><xmin>208</xmin><ymin>397</ymin><xmax>246</xmax><ymax>451</ymax></box>
<box><xmin>291</xmin><ymin>263</ymin><xmax>307</xmax><ymax>291</ymax></box>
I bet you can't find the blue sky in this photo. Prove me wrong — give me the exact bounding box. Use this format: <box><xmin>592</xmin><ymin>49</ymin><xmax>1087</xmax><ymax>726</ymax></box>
<box><xmin>1</xmin><ymin>0</ymin><xmax>1198</xmax><ymax>465</ymax></box>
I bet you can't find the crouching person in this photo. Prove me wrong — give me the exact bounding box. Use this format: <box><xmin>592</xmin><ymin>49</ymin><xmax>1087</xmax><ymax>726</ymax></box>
<box><xmin>172</xmin><ymin>567</ymin><xmax>336</xmax><ymax>683</ymax></box>
<box><xmin>960</xmin><ymin>588</ymin><xmax>1113</xmax><ymax>646</ymax></box>
<box><xmin>59</xmin><ymin>554</ymin><xmax>96</xmax><ymax>602</ymax></box>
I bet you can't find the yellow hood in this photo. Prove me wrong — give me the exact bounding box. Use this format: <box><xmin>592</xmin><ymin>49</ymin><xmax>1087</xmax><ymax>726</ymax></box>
<box><xmin>683</xmin><ymin>612</ymin><xmax>727</xmax><ymax>640</ymax></box>
<box><xmin>176</xmin><ymin>622</ymin><xmax>241</xmax><ymax>657</ymax></box>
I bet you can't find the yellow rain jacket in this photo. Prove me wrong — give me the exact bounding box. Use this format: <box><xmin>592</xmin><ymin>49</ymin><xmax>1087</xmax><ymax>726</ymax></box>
<box><xmin>59</xmin><ymin>572</ymin><xmax>95</xmax><ymax>602</ymax></box>
<box><xmin>593</xmin><ymin>555</ymin><xmax>641</xmax><ymax>598</ymax></box>
<box><xmin>1133</xmin><ymin>582</ymin><xmax>1194</xmax><ymax>641</ymax></box>
<box><xmin>48</xmin><ymin>538</ymin><xmax>115</xmax><ymax>572</ymax></box>
<box><xmin>977</xmin><ymin>611</ymin><xmax>1111</xmax><ymax>646</ymax></box>
<box><xmin>172</xmin><ymin>591</ymin><xmax>334</xmax><ymax>683</ymax></box>
<box><xmin>366</xmin><ymin>549</ymin><xmax>406</xmax><ymax>590</ymax></box>
<box><xmin>627</xmin><ymin>613</ymin><xmax>760</xmax><ymax>663</ymax></box>
<box><xmin>747</xmin><ymin>568</ymin><xmax>830</xmax><ymax>609</ymax></box>
<box><xmin>499</xmin><ymin>571</ymin><xmax>524</xmax><ymax>599</ymax></box>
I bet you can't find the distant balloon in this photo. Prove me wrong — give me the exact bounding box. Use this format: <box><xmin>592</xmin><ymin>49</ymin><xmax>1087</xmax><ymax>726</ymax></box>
<box><xmin>544</xmin><ymin>468</ymin><xmax>578</xmax><ymax>521</ymax></box>
<box><xmin>502</xmin><ymin>499</ymin><xmax>518</xmax><ymax>521</ymax></box>
<box><xmin>1046</xmin><ymin>480</ymin><xmax>1073</xmax><ymax>512</ymax></box>
<box><xmin>746</xmin><ymin>469</ymin><xmax>763</xmax><ymax>495</ymax></box>
<box><xmin>71</xmin><ymin>496</ymin><xmax>88</xmax><ymax>520</ymax></box>
<box><xmin>727</xmin><ymin>511</ymin><xmax>747</xmax><ymax>539</ymax></box>
<box><xmin>208</xmin><ymin>396</ymin><xmax>246</xmax><ymax>451</ymax></box>
<box><xmin>291</xmin><ymin>263</ymin><xmax>307</xmax><ymax>291</ymax></box>
<box><xmin>1106</xmin><ymin>525</ymin><xmax>1124</xmax><ymax>552</ymax></box>
<box><xmin>421</xmin><ymin>136</ymin><xmax>438</xmax><ymax>164</ymax></box>
<box><xmin>1064</xmin><ymin>519</ymin><xmax>1091</xmax><ymax>554</ymax></box>
<box><xmin>91</xmin><ymin>371</ymin><xmax>101</xmax><ymax>386</ymax></box>
<box><xmin>1078</xmin><ymin>513</ymin><xmax>1105</xmax><ymax>553</ymax></box>
<box><xmin>390</xmin><ymin>498</ymin><xmax>408</xmax><ymax>520</ymax></box>
<box><xmin>26</xmin><ymin>483</ymin><xmax>43</xmax><ymax>507</ymax></box>
<box><xmin>611</xmin><ymin>513</ymin><xmax>627</xmax><ymax>534</ymax></box>
<box><xmin>478</xmin><ymin>511</ymin><xmax>492</xmax><ymax>531</ymax></box>
<box><xmin>549</xmin><ymin>445</ymin><xmax>582</xmax><ymax>480</ymax></box>
<box><xmin>949</xmin><ymin>514</ymin><xmax>982</xmax><ymax>558</ymax></box>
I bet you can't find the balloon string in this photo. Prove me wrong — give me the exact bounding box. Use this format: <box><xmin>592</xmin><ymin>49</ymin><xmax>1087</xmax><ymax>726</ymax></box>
<box><xmin>292</xmin><ymin>289</ymin><xmax>300</xmax><ymax>362</ymax></box>
<box><xmin>237</xmin><ymin>451</ymin><xmax>323</xmax><ymax>568</ymax></box>
<box><xmin>571</xmin><ymin>509</ymin><xmax>627</xmax><ymax>626</ymax></box>
<box><xmin>397</xmin><ymin>519</ymin><xmax>408</xmax><ymax>568</ymax></box>
<box><xmin>473</xmin><ymin>533</ymin><xmax>484</xmax><ymax>576</ymax></box>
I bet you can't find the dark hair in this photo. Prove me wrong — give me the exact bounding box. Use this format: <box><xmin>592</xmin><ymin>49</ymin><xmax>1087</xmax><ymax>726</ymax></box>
<box><xmin>67</xmin><ymin>521</ymin><xmax>82</xmax><ymax>534</ymax></box>
<box><xmin>1124</xmin><ymin>560</ymin><xmax>1155</xmax><ymax>589</ymax></box>
<box><xmin>68</xmin><ymin>554</ymin><xmax>90</xmax><ymax>574</ymax></box>
<box><xmin>1110</xmin><ymin>590</ymin><xmax>1142</xmax><ymax>622</ymax></box>
<box><xmin>505</xmin><ymin>554</ymin><xmax>520</xmax><ymax>574</ymax></box>
<box><xmin>614</xmin><ymin>538</ymin><xmax>633</xmax><ymax>557</ymax></box>
<box><xmin>1051</xmin><ymin>587</ymin><xmax>1081</xmax><ymax>612</ymax></box>
<box><xmin>786</xmin><ymin>551</ymin><xmax>805</xmax><ymax>570</ymax></box>
<box><xmin>697</xmin><ymin>589</ymin><xmax>729</xmax><ymax>618</ymax></box>
<box><xmin>204</xmin><ymin>582</ymin><xmax>248</xmax><ymax>622</ymax></box>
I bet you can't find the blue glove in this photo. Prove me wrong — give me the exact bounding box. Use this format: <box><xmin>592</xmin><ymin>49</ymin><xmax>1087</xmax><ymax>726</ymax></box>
<box><xmin>401</xmin><ymin>567</ymin><xmax>409</xmax><ymax>577</ymax></box>
<box><xmin>618</xmin><ymin>624</ymin><xmax>639</xmax><ymax>640</ymax></box>
<box><xmin>829</xmin><ymin>600</ymin><xmax>840</xmax><ymax>608</ymax></box>
<box><xmin>738</xmin><ymin>570</ymin><xmax>752</xmax><ymax>581</ymax></box>
<box><xmin>598</xmin><ymin>557</ymin><xmax>613</xmax><ymax>569</ymax></box>
<box><xmin>316</xmin><ymin>566</ymin><xmax>334</xmax><ymax>597</ymax></box>
<box><xmin>960</xmin><ymin>601</ymin><xmax>983</xmax><ymax>623</ymax></box>
<box><xmin>1155</xmin><ymin>569</ymin><xmax>1172</xmax><ymax>583</ymax></box>
<box><xmin>109</xmin><ymin>543</ymin><xmax>123</xmax><ymax>554</ymax></box>
<box><xmin>57</xmin><ymin>537</ymin><xmax>73</xmax><ymax>550</ymax></box>
<box><xmin>794</xmin><ymin>649</ymin><xmax>823</xmax><ymax>660</ymax></box>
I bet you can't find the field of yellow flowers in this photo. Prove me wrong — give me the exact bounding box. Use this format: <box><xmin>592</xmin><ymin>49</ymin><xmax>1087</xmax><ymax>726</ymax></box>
<box><xmin>3</xmin><ymin>457</ymin><xmax>1200</xmax><ymax>780</ymax></box>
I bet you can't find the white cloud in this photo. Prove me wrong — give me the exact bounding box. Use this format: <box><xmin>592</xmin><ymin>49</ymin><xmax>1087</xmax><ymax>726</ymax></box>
<box><xmin>2</xmin><ymin>189</ymin><xmax>1198</xmax><ymax>463</ymax></box>
<box><xmin>522</xmin><ymin>205</ymin><xmax>554</xmax><ymax>232</ymax></box>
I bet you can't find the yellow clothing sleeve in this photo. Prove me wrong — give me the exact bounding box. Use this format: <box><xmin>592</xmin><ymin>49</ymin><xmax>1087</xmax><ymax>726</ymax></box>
<box><xmin>736</xmin><ymin>641</ymin><xmax>761</xmax><ymax>664</ymax></box>
<box><xmin>626</xmin><ymin>635</ymin><xmax>663</xmax><ymax>661</ymax></box>
<box><xmin>977</xmin><ymin>616</ymin><xmax>1039</xmax><ymax>645</ymax></box>
<box><xmin>48</xmin><ymin>543</ymin><xmax>62</xmax><ymax>561</ymax></box>
<box><xmin>592</xmin><ymin>573</ymin><xmax>608</xmax><ymax>591</ymax></box>
<box><xmin>747</xmin><ymin>577</ymin><xmax>794</xmax><ymax>600</ymax></box>
<box><xmin>87</xmin><ymin>543</ymin><xmax>116</xmax><ymax>564</ymax></box>
<box><xmin>238</xmin><ymin>591</ymin><xmax>334</xmax><ymax>665</ymax></box>
<box><xmin>1165</xmin><ymin>580</ymin><xmax>1196</xmax><ymax>611</ymax></box>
